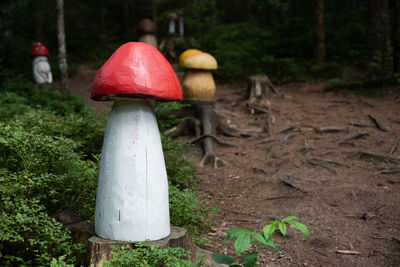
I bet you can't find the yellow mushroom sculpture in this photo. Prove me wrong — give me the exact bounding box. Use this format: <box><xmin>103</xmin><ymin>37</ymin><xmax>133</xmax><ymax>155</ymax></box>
<box><xmin>181</xmin><ymin>52</ymin><xmax>218</xmax><ymax>100</ymax></box>
<box><xmin>179</xmin><ymin>49</ymin><xmax>201</xmax><ymax>67</ymax></box>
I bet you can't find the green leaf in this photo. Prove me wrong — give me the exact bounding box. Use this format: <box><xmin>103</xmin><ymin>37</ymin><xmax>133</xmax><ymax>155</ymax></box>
<box><xmin>262</xmin><ymin>224</ymin><xmax>276</xmax><ymax>239</ymax></box>
<box><xmin>287</xmin><ymin>221</ymin><xmax>309</xmax><ymax>239</ymax></box>
<box><xmin>279</xmin><ymin>222</ymin><xmax>287</xmax><ymax>236</ymax></box>
<box><xmin>239</xmin><ymin>252</ymin><xmax>258</xmax><ymax>267</ymax></box>
<box><xmin>265</xmin><ymin>238</ymin><xmax>279</xmax><ymax>251</ymax></box>
<box><xmin>250</xmin><ymin>232</ymin><xmax>268</xmax><ymax>246</ymax></box>
<box><xmin>229</xmin><ymin>265</ymin><xmax>242</xmax><ymax>267</ymax></box>
<box><xmin>234</xmin><ymin>233</ymin><xmax>251</xmax><ymax>255</ymax></box>
<box><xmin>281</xmin><ymin>216</ymin><xmax>299</xmax><ymax>222</ymax></box>
<box><xmin>224</xmin><ymin>229</ymin><xmax>251</xmax><ymax>243</ymax></box>
<box><xmin>211</xmin><ymin>253</ymin><xmax>235</xmax><ymax>264</ymax></box>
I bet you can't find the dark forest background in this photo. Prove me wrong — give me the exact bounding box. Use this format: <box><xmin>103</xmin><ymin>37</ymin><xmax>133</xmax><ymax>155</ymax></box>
<box><xmin>1</xmin><ymin>0</ymin><xmax>400</xmax><ymax>85</ymax></box>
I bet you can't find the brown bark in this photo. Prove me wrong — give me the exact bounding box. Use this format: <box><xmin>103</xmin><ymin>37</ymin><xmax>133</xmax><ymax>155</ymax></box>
<box><xmin>314</xmin><ymin>0</ymin><xmax>325</xmax><ymax>63</ymax></box>
<box><xmin>57</xmin><ymin>0</ymin><xmax>69</xmax><ymax>94</ymax></box>
<box><xmin>393</xmin><ymin>0</ymin><xmax>400</xmax><ymax>73</ymax></box>
<box><xmin>34</xmin><ymin>0</ymin><xmax>44</xmax><ymax>41</ymax></box>
<box><xmin>367</xmin><ymin>0</ymin><xmax>391</xmax><ymax>72</ymax></box>
<box><xmin>245</xmin><ymin>75</ymin><xmax>279</xmax><ymax>106</ymax></box>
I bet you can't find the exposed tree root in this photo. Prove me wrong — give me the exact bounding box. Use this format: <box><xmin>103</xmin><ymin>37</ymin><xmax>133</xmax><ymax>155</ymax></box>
<box><xmin>164</xmin><ymin>103</ymin><xmax>244</xmax><ymax>168</ymax></box>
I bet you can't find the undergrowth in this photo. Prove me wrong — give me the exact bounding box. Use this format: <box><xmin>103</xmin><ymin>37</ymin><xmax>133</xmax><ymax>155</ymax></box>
<box><xmin>103</xmin><ymin>244</ymin><xmax>204</xmax><ymax>267</ymax></box>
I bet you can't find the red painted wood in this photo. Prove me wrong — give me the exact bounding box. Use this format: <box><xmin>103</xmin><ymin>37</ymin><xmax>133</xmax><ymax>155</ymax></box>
<box><xmin>91</xmin><ymin>42</ymin><xmax>182</xmax><ymax>102</ymax></box>
<box><xmin>30</xmin><ymin>42</ymin><xmax>50</xmax><ymax>57</ymax></box>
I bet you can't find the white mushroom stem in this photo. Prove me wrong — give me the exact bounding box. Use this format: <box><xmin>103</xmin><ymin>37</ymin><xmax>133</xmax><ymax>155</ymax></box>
<box><xmin>138</xmin><ymin>34</ymin><xmax>158</xmax><ymax>48</ymax></box>
<box><xmin>32</xmin><ymin>56</ymin><xmax>53</xmax><ymax>84</ymax></box>
<box><xmin>169</xmin><ymin>20</ymin><xmax>176</xmax><ymax>34</ymax></box>
<box><xmin>95</xmin><ymin>99</ymin><xmax>170</xmax><ymax>242</ymax></box>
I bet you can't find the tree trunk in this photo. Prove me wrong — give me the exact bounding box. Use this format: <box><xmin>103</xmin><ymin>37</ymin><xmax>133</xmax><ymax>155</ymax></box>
<box><xmin>0</xmin><ymin>2</ymin><xmax>13</xmax><ymax>46</ymax></box>
<box><xmin>367</xmin><ymin>0</ymin><xmax>391</xmax><ymax>72</ymax></box>
<box><xmin>393</xmin><ymin>0</ymin><xmax>400</xmax><ymax>73</ymax></box>
<box><xmin>57</xmin><ymin>0</ymin><xmax>69</xmax><ymax>94</ymax></box>
<box><xmin>314</xmin><ymin>0</ymin><xmax>325</xmax><ymax>63</ymax></box>
<box><xmin>34</xmin><ymin>0</ymin><xmax>44</xmax><ymax>41</ymax></box>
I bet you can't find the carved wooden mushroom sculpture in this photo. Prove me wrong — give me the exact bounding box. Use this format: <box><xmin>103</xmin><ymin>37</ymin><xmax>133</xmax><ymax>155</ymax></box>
<box><xmin>178</xmin><ymin>48</ymin><xmax>201</xmax><ymax>68</ymax></box>
<box><xmin>137</xmin><ymin>18</ymin><xmax>158</xmax><ymax>48</ymax></box>
<box><xmin>91</xmin><ymin>42</ymin><xmax>182</xmax><ymax>242</ymax></box>
<box><xmin>181</xmin><ymin>52</ymin><xmax>217</xmax><ymax>100</ymax></box>
<box><xmin>30</xmin><ymin>42</ymin><xmax>53</xmax><ymax>84</ymax></box>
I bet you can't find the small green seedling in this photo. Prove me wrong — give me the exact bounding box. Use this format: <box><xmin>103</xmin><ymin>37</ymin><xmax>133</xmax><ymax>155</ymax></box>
<box><xmin>211</xmin><ymin>216</ymin><xmax>309</xmax><ymax>267</ymax></box>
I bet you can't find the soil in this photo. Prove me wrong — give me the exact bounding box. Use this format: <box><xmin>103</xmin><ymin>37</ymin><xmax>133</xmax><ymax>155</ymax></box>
<box><xmin>70</xmin><ymin>65</ymin><xmax>400</xmax><ymax>267</ymax></box>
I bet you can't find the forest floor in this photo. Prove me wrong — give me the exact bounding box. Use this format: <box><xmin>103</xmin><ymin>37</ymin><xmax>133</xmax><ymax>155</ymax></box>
<box><xmin>71</xmin><ymin>64</ymin><xmax>400</xmax><ymax>267</ymax></box>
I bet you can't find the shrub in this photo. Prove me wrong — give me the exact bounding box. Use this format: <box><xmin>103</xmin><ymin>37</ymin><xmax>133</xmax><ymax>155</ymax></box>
<box><xmin>0</xmin><ymin>194</ymin><xmax>84</xmax><ymax>266</ymax></box>
<box><xmin>104</xmin><ymin>244</ymin><xmax>203</xmax><ymax>267</ymax></box>
<box><xmin>169</xmin><ymin>184</ymin><xmax>217</xmax><ymax>237</ymax></box>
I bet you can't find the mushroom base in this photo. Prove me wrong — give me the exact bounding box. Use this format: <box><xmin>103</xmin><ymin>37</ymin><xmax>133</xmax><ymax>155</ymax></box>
<box><xmin>95</xmin><ymin>99</ymin><xmax>170</xmax><ymax>241</ymax></box>
<box><xmin>182</xmin><ymin>70</ymin><xmax>216</xmax><ymax>100</ymax></box>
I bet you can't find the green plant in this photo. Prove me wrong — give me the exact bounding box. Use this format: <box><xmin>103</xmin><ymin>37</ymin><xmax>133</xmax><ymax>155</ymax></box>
<box><xmin>103</xmin><ymin>244</ymin><xmax>203</xmax><ymax>267</ymax></box>
<box><xmin>211</xmin><ymin>216</ymin><xmax>309</xmax><ymax>267</ymax></box>
<box><xmin>0</xmin><ymin>195</ymin><xmax>85</xmax><ymax>266</ymax></box>
<box><xmin>169</xmin><ymin>184</ymin><xmax>218</xmax><ymax>237</ymax></box>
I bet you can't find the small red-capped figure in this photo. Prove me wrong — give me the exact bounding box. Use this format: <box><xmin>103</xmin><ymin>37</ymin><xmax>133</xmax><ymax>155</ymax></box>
<box><xmin>168</xmin><ymin>12</ymin><xmax>179</xmax><ymax>35</ymax></box>
<box><xmin>92</xmin><ymin>42</ymin><xmax>182</xmax><ymax>242</ymax></box>
<box><xmin>30</xmin><ymin>42</ymin><xmax>53</xmax><ymax>84</ymax></box>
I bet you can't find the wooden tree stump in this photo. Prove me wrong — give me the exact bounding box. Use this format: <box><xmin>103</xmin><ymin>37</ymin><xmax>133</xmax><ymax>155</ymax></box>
<box><xmin>245</xmin><ymin>75</ymin><xmax>279</xmax><ymax>106</ymax></box>
<box><xmin>241</xmin><ymin>75</ymin><xmax>280</xmax><ymax>136</ymax></box>
<box><xmin>85</xmin><ymin>226</ymin><xmax>218</xmax><ymax>267</ymax></box>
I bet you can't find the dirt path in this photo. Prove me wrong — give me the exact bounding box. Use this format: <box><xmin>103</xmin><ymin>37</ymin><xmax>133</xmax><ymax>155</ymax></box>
<box><xmin>70</xmin><ymin>66</ymin><xmax>400</xmax><ymax>267</ymax></box>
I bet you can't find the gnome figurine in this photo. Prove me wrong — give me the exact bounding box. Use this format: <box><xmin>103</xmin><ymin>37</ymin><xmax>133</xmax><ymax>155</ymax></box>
<box><xmin>30</xmin><ymin>42</ymin><xmax>53</xmax><ymax>85</ymax></box>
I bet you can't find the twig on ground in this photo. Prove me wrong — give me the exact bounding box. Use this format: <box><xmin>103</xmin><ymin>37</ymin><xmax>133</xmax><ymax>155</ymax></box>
<box><xmin>318</xmin><ymin>126</ymin><xmax>351</xmax><ymax>133</ymax></box>
<box><xmin>368</xmin><ymin>114</ymin><xmax>388</xmax><ymax>132</ymax></box>
<box><xmin>345</xmin><ymin>150</ymin><xmax>400</xmax><ymax>163</ymax></box>
<box><xmin>186</xmin><ymin>134</ymin><xmax>237</xmax><ymax>147</ymax></box>
<box><xmin>334</xmin><ymin>250</ymin><xmax>360</xmax><ymax>255</ymax></box>
<box><xmin>308</xmin><ymin>157</ymin><xmax>349</xmax><ymax>168</ymax></box>
<box><xmin>313</xmin><ymin>250</ymin><xmax>329</xmax><ymax>257</ymax></box>
<box><xmin>359</xmin><ymin>98</ymin><xmax>374</xmax><ymax>107</ymax></box>
<box><xmin>376</xmin><ymin>168</ymin><xmax>400</xmax><ymax>175</ymax></box>
<box><xmin>255</xmin><ymin>138</ymin><xmax>278</xmax><ymax>146</ymax></box>
<box><xmin>331</xmin><ymin>99</ymin><xmax>353</xmax><ymax>105</ymax></box>
<box><xmin>263</xmin><ymin>195</ymin><xmax>300</xmax><ymax>201</ymax></box>
<box><xmin>389</xmin><ymin>137</ymin><xmax>399</xmax><ymax>156</ymax></box>
<box><xmin>277</xmin><ymin>125</ymin><xmax>299</xmax><ymax>134</ymax></box>
<box><xmin>336</xmin><ymin>131</ymin><xmax>369</xmax><ymax>146</ymax></box>
<box><xmin>247</xmin><ymin>103</ymin><xmax>270</xmax><ymax>114</ymax></box>
<box><xmin>280</xmin><ymin>176</ymin><xmax>308</xmax><ymax>193</ymax></box>
<box><xmin>346</xmin><ymin>121</ymin><xmax>371</xmax><ymax>127</ymax></box>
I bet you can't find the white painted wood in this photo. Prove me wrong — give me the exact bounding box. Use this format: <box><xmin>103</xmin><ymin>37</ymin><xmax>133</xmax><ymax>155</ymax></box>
<box><xmin>169</xmin><ymin>20</ymin><xmax>176</xmax><ymax>34</ymax></box>
<box><xmin>32</xmin><ymin>56</ymin><xmax>53</xmax><ymax>84</ymax></box>
<box><xmin>95</xmin><ymin>99</ymin><xmax>170</xmax><ymax>241</ymax></box>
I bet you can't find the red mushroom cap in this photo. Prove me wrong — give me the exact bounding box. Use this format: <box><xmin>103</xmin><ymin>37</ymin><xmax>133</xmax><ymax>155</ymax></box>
<box><xmin>168</xmin><ymin>13</ymin><xmax>179</xmax><ymax>21</ymax></box>
<box><xmin>91</xmin><ymin>42</ymin><xmax>182</xmax><ymax>102</ymax></box>
<box><xmin>30</xmin><ymin>42</ymin><xmax>49</xmax><ymax>57</ymax></box>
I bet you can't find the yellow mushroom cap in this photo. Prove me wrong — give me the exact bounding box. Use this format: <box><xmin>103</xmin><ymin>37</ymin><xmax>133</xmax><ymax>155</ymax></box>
<box><xmin>183</xmin><ymin>52</ymin><xmax>218</xmax><ymax>70</ymax></box>
<box><xmin>179</xmin><ymin>49</ymin><xmax>202</xmax><ymax>67</ymax></box>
